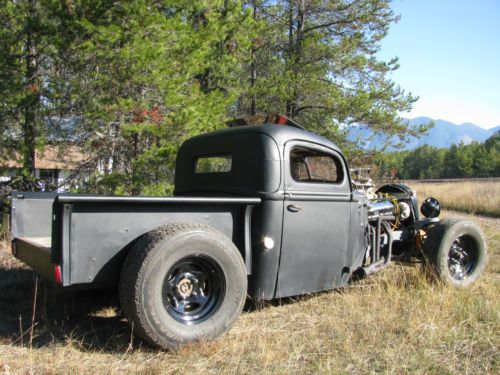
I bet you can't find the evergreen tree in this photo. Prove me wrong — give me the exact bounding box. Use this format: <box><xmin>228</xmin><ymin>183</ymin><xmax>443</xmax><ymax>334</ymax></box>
<box><xmin>401</xmin><ymin>145</ymin><xmax>445</xmax><ymax>179</ymax></box>
<box><xmin>374</xmin><ymin>135</ymin><xmax>500</xmax><ymax>181</ymax></box>
<box><xmin>0</xmin><ymin>0</ymin><xmax>436</xmax><ymax>194</ymax></box>
<box><xmin>63</xmin><ymin>1</ymin><xmax>255</xmax><ymax>195</ymax></box>
<box><xmin>370</xmin><ymin>150</ymin><xmax>407</xmax><ymax>179</ymax></box>
<box><xmin>0</xmin><ymin>0</ymin><xmax>67</xmax><ymax>175</ymax></box>
<box><xmin>238</xmin><ymin>0</ymin><xmax>428</xmax><ymax>151</ymax></box>
<box><xmin>483</xmin><ymin>132</ymin><xmax>500</xmax><ymax>176</ymax></box>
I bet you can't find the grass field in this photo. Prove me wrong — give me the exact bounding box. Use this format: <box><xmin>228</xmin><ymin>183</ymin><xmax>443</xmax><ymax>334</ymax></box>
<box><xmin>0</xmin><ymin>206</ymin><xmax>498</xmax><ymax>372</ymax></box>
<box><xmin>409</xmin><ymin>180</ymin><xmax>500</xmax><ymax>218</ymax></box>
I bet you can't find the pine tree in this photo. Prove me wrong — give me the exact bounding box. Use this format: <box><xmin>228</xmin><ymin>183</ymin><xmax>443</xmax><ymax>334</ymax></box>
<box><xmin>62</xmin><ymin>1</ymin><xmax>255</xmax><ymax>195</ymax></box>
<box><xmin>0</xmin><ymin>0</ymin><xmax>60</xmax><ymax>175</ymax></box>
<box><xmin>1</xmin><ymin>0</ymin><xmax>436</xmax><ymax>194</ymax></box>
<box><xmin>237</xmin><ymin>0</ymin><xmax>427</xmax><ymax>152</ymax></box>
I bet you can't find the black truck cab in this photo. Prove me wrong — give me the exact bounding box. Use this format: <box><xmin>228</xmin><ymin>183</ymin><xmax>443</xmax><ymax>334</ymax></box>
<box><xmin>175</xmin><ymin>124</ymin><xmax>366</xmax><ymax>299</ymax></box>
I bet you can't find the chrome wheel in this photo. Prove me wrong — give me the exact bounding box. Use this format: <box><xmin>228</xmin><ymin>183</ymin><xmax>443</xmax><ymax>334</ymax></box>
<box><xmin>447</xmin><ymin>235</ymin><xmax>478</xmax><ymax>281</ymax></box>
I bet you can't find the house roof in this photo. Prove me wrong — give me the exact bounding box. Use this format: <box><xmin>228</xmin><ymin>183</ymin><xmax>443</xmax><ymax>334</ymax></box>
<box><xmin>0</xmin><ymin>145</ymin><xmax>89</xmax><ymax>170</ymax></box>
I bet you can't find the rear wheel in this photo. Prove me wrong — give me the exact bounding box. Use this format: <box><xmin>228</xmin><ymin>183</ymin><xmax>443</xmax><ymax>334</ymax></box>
<box><xmin>162</xmin><ymin>255</ymin><xmax>226</xmax><ymax>324</ymax></box>
<box><xmin>423</xmin><ymin>218</ymin><xmax>487</xmax><ymax>287</ymax></box>
<box><xmin>119</xmin><ymin>223</ymin><xmax>247</xmax><ymax>350</ymax></box>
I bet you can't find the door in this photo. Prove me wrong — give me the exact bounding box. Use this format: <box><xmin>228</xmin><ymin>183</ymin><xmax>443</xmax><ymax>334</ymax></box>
<box><xmin>275</xmin><ymin>141</ymin><xmax>352</xmax><ymax>297</ymax></box>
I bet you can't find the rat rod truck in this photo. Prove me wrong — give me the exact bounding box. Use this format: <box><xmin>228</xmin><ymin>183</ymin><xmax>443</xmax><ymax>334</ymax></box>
<box><xmin>10</xmin><ymin>116</ymin><xmax>487</xmax><ymax>350</ymax></box>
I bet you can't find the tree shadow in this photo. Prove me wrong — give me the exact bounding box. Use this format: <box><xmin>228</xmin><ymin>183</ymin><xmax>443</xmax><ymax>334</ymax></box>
<box><xmin>29</xmin><ymin>287</ymin><xmax>141</xmax><ymax>352</ymax></box>
<box><xmin>1</xmin><ymin>255</ymin><xmax>350</xmax><ymax>353</ymax></box>
<box><xmin>243</xmin><ymin>287</ymin><xmax>346</xmax><ymax>313</ymax></box>
<box><xmin>0</xmin><ymin>263</ymin><xmax>147</xmax><ymax>353</ymax></box>
<box><xmin>0</xmin><ymin>266</ymin><xmax>40</xmax><ymax>338</ymax></box>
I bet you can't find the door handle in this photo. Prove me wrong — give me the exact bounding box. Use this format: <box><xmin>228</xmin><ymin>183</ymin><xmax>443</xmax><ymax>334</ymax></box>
<box><xmin>287</xmin><ymin>204</ymin><xmax>302</xmax><ymax>212</ymax></box>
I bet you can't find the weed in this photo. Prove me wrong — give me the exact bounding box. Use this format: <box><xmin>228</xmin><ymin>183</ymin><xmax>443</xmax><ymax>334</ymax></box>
<box><xmin>0</xmin><ymin>211</ymin><xmax>498</xmax><ymax>374</ymax></box>
<box><xmin>411</xmin><ymin>181</ymin><xmax>500</xmax><ymax>217</ymax></box>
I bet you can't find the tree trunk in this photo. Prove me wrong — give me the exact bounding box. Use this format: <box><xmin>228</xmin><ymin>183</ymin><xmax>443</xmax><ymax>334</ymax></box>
<box><xmin>292</xmin><ymin>0</ymin><xmax>305</xmax><ymax>118</ymax></box>
<box><xmin>285</xmin><ymin>1</ymin><xmax>294</xmax><ymax>117</ymax></box>
<box><xmin>250</xmin><ymin>1</ymin><xmax>257</xmax><ymax>116</ymax></box>
<box><xmin>23</xmin><ymin>0</ymin><xmax>39</xmax><ymax>176</ymax></box>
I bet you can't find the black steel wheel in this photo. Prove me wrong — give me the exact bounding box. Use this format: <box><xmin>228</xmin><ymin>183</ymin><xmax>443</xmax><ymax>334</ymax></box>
<box><xmin>162</xmin><ymin>255</ymin><xmax>225</xmax><ymax>324</ymax></box>
<box><xmin>423</xmin><ymin>218</ymin><xmax>487</xmax><ymax>287</ymax></box>
<box><xmin>119</xmin><ymin>223</ymin><xmax>247</xmax><ymax>350</ymax></box>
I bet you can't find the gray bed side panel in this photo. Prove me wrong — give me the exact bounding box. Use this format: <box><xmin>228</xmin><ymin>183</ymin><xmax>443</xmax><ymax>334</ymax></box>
<box><xmin>11</xmin><ymin>195</ymin><xmax>55</xmax><ymax>239</ymax></box>
<box><xmin>247</xmin><ymin>200</ymin><xmax>284</xmax><ymax>300</ymax></box>
<box><xmin>67</xmin><ymin>204</ymin><xmax>239</xmax><ymax>285</ymax></box>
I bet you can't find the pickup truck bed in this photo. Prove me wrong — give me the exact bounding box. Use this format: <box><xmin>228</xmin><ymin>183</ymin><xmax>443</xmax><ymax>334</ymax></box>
<box><xmin>11</xmin><ymin>192</ymin><xmax>260</xmax><ymax>287</ymax></box>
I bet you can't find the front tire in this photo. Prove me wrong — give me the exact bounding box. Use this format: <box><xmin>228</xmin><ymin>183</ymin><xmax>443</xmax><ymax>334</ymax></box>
<box><xmin>423</xmin><ymin>218</ymin><xmax>487</xmax><ymax>287</ymax></box>
<box><xmin>119</xmin><ymin>223</ymin><xmax>247</xmax><ymax>350</ymax></box>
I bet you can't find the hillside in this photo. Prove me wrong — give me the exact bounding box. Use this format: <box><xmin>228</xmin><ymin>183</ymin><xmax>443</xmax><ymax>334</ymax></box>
<box><xmin>348</xmin><ymin>117</ymin><xmax>499</xmax><ymax>150</ymax></box>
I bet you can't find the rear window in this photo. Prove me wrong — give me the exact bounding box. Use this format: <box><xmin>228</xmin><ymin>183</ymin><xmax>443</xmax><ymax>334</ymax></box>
<box><xmin>194</xmin><ymin>155</ymin><xmax>232</xmax><ymax>174</ymax></box>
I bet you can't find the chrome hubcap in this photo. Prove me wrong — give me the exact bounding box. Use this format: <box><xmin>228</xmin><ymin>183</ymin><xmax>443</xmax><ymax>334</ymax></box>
<box><xmin>447</xmin><ymin>235</ymin><xmax>477</xmax><ymax>280</ymax></box>
<box><xmin>177</xmin><ymin>277</ymin><xmax>194</xmax><ymax>298</ymax></box>
<box><xmin>162</xmin><ymin>255</ymin><xmax>225</xmax><ymax>324</ymax></box>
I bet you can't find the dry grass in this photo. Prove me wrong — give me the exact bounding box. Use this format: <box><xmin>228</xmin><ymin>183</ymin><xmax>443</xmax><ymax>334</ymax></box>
<box><xmin>0</xmin><ymin>211</ymin><xmax>498</xmax><ymax>374</ymax></box>
<box><xmin>410</xmin><ymin>181</ymin><xmax>500</xmax><ymax>217</ymax></box>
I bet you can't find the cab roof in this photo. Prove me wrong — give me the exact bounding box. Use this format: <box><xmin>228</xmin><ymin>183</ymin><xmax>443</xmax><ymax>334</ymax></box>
<box><xmin>187</xmin><ymin>124</ymin><xmax>342</xmax><ymax>153</ymax></box>
<box><xmin>175</xmin><ymin>123</ymin><xmax>346</xmax><ymax>196</ymax></box>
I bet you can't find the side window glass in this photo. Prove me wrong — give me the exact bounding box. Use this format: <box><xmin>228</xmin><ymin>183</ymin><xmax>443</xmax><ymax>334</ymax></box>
<box><xmin>290</xmin><ymin>148</ymin><xmax>341</xmax><ymax>183</ymax></box>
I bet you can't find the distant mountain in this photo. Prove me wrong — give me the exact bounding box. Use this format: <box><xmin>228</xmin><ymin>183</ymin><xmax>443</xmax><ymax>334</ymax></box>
<box><xmin>348</xmin><ymin>117</ymin><xmax>499</xmax><ymax>151</ymax></box>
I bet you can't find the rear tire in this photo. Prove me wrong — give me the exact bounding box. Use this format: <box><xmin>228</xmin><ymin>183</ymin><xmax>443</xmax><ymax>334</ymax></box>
<box><xmin>423</xmin><ymin>218</ymin><xmax>487</xmax><ymax>287</ymax></box>
<box><xmin>119</xmin><ymin>223</ymin><xmax>247</xmax><ymax>350</ymax></box>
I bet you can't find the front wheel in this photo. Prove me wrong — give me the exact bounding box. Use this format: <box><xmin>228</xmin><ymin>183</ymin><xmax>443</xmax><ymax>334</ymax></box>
<box><xmin>119</xmin><ymin>223</ymin><xmax>247</xmax><ymax>350</ymax></box>
<box><xmin>423</xmin><ymin>218</ymin><xmax>487</xmax><ymax>287</ymax></box>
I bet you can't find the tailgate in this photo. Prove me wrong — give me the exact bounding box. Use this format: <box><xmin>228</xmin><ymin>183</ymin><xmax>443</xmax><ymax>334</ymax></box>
<box><xmin>10</xmin><ymin>192</ymin><xmax>60</xmax><ymax>284</ymax></box>
<box><xmin>12</xmin><ymin>237</ymin><xmax>60</xmax><ymax>283</ymax></box>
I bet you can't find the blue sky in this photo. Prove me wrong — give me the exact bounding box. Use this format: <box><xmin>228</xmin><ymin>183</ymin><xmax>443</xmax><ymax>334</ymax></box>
<box><xmin>378</xmin><ymin>0</ymin><xmax>500</xmax><ymax>129</ymax></box>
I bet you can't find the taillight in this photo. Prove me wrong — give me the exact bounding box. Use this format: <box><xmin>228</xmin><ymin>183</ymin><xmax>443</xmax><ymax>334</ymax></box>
<box><xmin>54</xmin><ymin>264</ymin><xmax>62</xmax><ymax>285</ymax></box>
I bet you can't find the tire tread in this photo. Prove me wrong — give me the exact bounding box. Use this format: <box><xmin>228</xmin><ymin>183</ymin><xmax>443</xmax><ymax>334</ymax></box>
<box><xmin>423</xmin><ymin>218</ymin><xmax>486</xmax><ymax>287</ymax></box>
<box><xmin>119</xmin><ymin>222</ymin><xmax>246</xmax><ymax>349</ymax></box>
